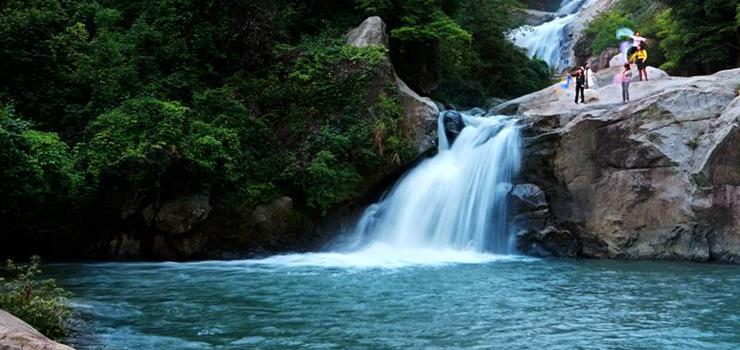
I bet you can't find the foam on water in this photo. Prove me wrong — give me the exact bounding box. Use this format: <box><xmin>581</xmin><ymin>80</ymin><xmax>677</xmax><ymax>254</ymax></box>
<box><xmin>245</xmin><ymin>245</ymin><xmax>526</xmax><ymax>269</ymax></box>
<box><xmin>280</xmin><ymin>113</ymin><xmax>525</xmax><ymax>268</ymax></box>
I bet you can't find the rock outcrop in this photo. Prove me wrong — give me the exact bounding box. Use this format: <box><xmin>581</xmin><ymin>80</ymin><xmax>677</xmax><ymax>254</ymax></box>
<box><xmin>515</xmin><ymin>9</ymin><xmax>557</xmax><ymax>26</ymax></box>
<box><xmin>559</xmin><ymin>0</ymin><xmax>617</xmax><ymax>69</ymax></box>
<box><xmin>346</xmin><ymin>16</ymin><xmax>388</xmax><ymax>48</ymax></box>
<box><xmin>500</xmin><ymin>67</ymin><xmax>740</xmax><ymax>263</ymax></box>
<box><xmin>586</xmin><ymin>47</ymin><xmax>620</xmax><ymax>71</ymax></box>
<box><xmin>347</xmin><ymin>16</ymin><xmax>439</xmax><ymax>154</ymax></box>
<box><xmin>0</xmin><ymin>310</ymin><xmax>74</xmax><ymax>350</ymax></box>
<box><xmin>143</xmin><ymin>195</ymin><xmax>211</xmax><ymax>235</ymax></box>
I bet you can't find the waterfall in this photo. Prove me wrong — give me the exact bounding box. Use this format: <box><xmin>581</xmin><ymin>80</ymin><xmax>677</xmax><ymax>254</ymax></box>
<box><xmin>345</xmin><ymin>113</ymin><xmax>521</xmax><ymax>254</ymax></box>
<box><xmin>509</xmin><ymin>0</ymin><xmax>597</xmax><ymax>70</ymax></box>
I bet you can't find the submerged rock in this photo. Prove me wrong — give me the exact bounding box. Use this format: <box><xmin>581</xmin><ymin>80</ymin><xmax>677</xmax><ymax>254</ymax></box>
<box><xmin>0</xmin><ymin>310</ymin><xmax>74</xmax><ymax>350</ymax></box>
<box><xmin>510</xmin><ymin>67</ymin><xmax>740</xmax><ymax>262</ymax></box>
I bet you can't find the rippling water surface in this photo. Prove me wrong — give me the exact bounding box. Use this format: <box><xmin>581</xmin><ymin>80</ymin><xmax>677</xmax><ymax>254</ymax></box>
<box><xmin>48</xmin><ymin>255</ymin><xmax>740</xmax><ymax>350</ymax></box>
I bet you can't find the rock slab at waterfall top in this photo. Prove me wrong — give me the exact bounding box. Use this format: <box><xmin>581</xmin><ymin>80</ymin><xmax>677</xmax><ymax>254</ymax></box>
<box><xmin>510</xmin><ymin>68</ymin><xmax>740</xmax><ymax>262</ymax></box>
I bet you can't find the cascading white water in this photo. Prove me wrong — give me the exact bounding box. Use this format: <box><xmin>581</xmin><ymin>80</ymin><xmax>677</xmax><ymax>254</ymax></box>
<box><xmin>509</xmin><ymin>0</ymin><xmax>597</xmax><ymax>70</ymax></box>
<box><xmin>345</xmin><ymin>113</ymin><xmax>521</xmax><ymax>254</ymax></box>
<box><xmin>254</xmin><ymin>113</ymin><xmax>524</xmax><ymax>268</ymax></box>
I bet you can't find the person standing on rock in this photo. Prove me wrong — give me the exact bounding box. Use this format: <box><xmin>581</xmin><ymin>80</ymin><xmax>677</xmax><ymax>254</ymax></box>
<box><xmin>627</xmin><ymin>31</ymin><xmax>647</xmax><ymax>61</ymax></box>
<box><xmin>585</xmin><ymin>63</ymin><xmax>596</xmax><ymax>89</ymax></box>
<box><xmin>574</xmin><ymin>68</ymin><xmax>586</xmax><ymax>105</ymax></box>
<box><xmin>635</xmin><ymin>45</ymin><xmax>648</xmax><ymax>81</ymax></box>
<box><xmin>621</xmin><ymin>63</ymin><xmax>632</xmax><ymax>102</ymax></box>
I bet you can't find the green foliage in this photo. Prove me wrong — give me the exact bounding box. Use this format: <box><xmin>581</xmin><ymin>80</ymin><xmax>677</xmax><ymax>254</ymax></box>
<box><xmin>656</xmin><ymin>8</ymin><xmax>682</xmax><ymax>72</ymax></box>
<box><xmin>238</xmin><ymin>34</ymin><xmax>415</xmax><ymax>210</ymax></box>
<box><xmin>582</xmin><ymin>0</ymin><xmax>738</xmax><ymax>76</ymax></box>
<box><xmin>76</xmin><ymin>98</ymin><xmax>190</xmax><ymax>182</ymax></box>
<box><xmin>356</xmin><ymin>0</ymin><xmax>550</xmax><ymax>103</ymax></box>
<box><xmin>75</xmin><ymin>97</ymin><xmax>242</xmax><ymax>201</ymax></box>
<box><xmin>306</xmin><ymin>151</ymin><xmax>363</xmax><ymax>213</ymax></box>
<box><xmin>0</xmin><ymin>107</ymin><xmax>80</xmax><ymax>214</ymax></box>
<box><xmin>0</xmin><ymin>256</ymin><xmax>71</xmax><ymax>339</ymax></box>
<box><xmin>448</xmin><ymin>0</ymin><xmax>551</xmax><ymax>103</ymax></box>
<box><xmin>584</xmin><ymin>12</ymin><xmax>636</xmax><ymax>54</ymax></box>
<box><xmin>0</xmin><ymin>0</ymin><xmax>577</xmax><ymax>257</ymax></box>
<box><xmin>656</xmin><ymin>0</ymin><xmax>739</xmax><ymax>75</ymax></box>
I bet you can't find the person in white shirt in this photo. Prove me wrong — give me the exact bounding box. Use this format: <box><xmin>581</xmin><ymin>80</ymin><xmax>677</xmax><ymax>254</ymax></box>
<box><xmin>631</xmin><ymin>32</ymin><xmax>647</xmax><ymax>48</ymax></box>
<box><xmin>627</xmin><ymin>32</ymin><xmax>647</xmax><ymax>62</ymax></box>
<box><xmin>585</xmin><ymin>63</ymin><xmax>596</xmax><ymax>89</ymax></box>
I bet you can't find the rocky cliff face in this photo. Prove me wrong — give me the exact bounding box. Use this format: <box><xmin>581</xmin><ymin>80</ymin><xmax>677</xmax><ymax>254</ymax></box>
<box><xmin>561</xmin><ymin>0</ymin><xmax>617</xmax><ymax>69</ymax></box>
<box><xmin>497</xmin><ymin>67</ymin><xmax>740</xmax><ymax>263</ymax></box>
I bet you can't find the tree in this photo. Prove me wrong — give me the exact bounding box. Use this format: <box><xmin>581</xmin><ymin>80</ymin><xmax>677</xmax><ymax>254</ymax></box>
<box><xmin>657</xmin><ymin>0</ymin><xmax>739</xmax><ymax>75</ymax></box>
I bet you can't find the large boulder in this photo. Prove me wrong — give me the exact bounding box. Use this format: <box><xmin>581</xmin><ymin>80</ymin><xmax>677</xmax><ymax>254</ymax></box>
<box><xmin>396</xmin><ymin>78</ymin><xmax>440</xmax><ymax>153</ymax></box>
<box><xmin>586</xmin><ymin>47</ymin><xmax>620</xmax><ymax>71</ymax></box>
<box><xmin>608</xmin><ymin>52</ymin><xmax>626</xmax><ymax>68</ymax></box>
<box><xmin>0</xmin><ymin>310</ymin><xmax>74</xmax><ymax>350</ymax></box>
<box><xmin>347</xmin><ymin>17</ymin><xmax>439</xmax><ymax>154</ymax></box>
<box><xmin>515</xmin><ymin>9</ymin><xmax>557</xmax><ymax>26</ymax></box>
<box><xmin>512</xmin><ymin>68</ymin><xmax>740</xmax><ymax>262</ymax></box>
<box><xmin>143</xmin><ymin>195</ymin><xmax>212</xmax><ymax>235</ymax></box>
<box><xmin>346</xmin><ymin>16</ymin><xmax>388</xmax><ymax>48</ymax></box>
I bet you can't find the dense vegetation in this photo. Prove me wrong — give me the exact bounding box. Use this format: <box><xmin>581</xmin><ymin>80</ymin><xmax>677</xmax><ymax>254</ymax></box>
<box><xmin>0</xmin><ymin>256</ymin><xmax>70</xmax><ymax>339</ymax></box>
<box><xmin>0</xmin><ymin>0</ymin><xmax>549</xmax><ymax>258</ymax></box>
<box><xmin>581</xmin><ymin>0</ymin><xmax>739</xmax><ymax>75</ymax></box>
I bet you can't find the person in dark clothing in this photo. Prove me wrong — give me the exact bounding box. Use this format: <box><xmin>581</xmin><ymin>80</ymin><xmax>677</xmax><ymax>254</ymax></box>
<box><xmin>574</xmin><ymin>68</ymin><xmax>585</xmax><ymax>104</ymax></box>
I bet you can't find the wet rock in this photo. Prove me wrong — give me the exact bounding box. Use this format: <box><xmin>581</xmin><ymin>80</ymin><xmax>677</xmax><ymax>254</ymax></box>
<box><xmin>150</xmin><ymin>195</ymin><xmax>212</xmax><ymax>235</ymax></box>
<box><xmin>442</xmin><ymin>110</ymin><xmax>465</xmax><ymax>144</ymax></box>
<box><xmin>0</xmin><ymin>310</ymin><xmax>75</xmax><ymax>350</ymax></box>
<box><xmin>515</xmin><ymin>9</ymin><xmax>557</xmax><ymax>26</ymax></box>
<box><xmin>517</xmin><ymin>226</ymin><xmax>579</xmax><ymax>257</ymax></box>
<box><xmin>510</xmin><ymin>184</ymin><xmax>548</xmax><ymax>211</ymax></box>
<box><xmin>558</xmin><ymin>0</ymin><xmax>618</xmax><ymax>69</ymax></box>
<box><xmin>248</xmin><ymin>197</ymin><xmax>297</xmax><ymax>238</ymax></box>
<box><xmin>108</xmin><ymin>234</ymin><xmax>140</xmax><ymax>258</ymax></box>
<box><xmin>485</xmin><ymin>97</ymin><xmax>508</xmax><ymax>110</ymax></box>
<box><xmin>464</xmin><ymin>107</ymin><xmax>486</xmax><ymax>116</ymax></box>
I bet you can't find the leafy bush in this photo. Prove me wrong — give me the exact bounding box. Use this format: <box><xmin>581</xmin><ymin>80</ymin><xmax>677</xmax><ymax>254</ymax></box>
<box><xmin>584</xmin><ymin>12</ymin><xmax>636</xmax><ymax>54</ymax></box>
<box><xmin>306</xmin><ymin>151</ymin><xmax>363</xmax><ymax>213</ymax></box>
<box><xmin>0</xmin><ymin>256</ymin><xmax>71</xmax><ymax>339</ymax></box>
<box><xmin>582</xmin><ymin>0</ymin><xmax>737</xmax><ymax>76</ymax></box>
<box><xmin>656</xmin><ymin>0</ymin><xmax>738</xmax><ymax>75</ymax></box>
<box><xmin>0</xmin><ymin>107</ymin><xmax>80</xmax><ymax>215</ymax></box>
<box><xmin>356</xmin><ymin>0</ymin><xmax>550</xmax><ymax>102</ymax></box>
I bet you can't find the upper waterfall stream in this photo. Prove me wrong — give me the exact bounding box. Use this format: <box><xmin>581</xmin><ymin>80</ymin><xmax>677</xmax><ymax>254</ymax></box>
<box><xmin>509</xmin><ymin>0</ymin><xmax>597</xmax><ymax>70</ymax></box>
